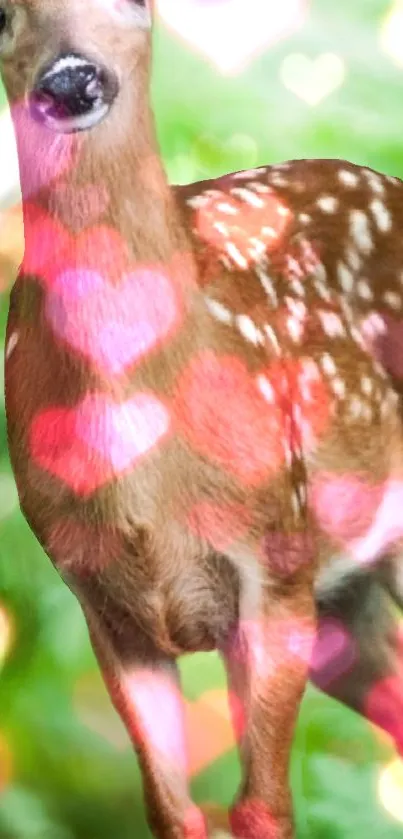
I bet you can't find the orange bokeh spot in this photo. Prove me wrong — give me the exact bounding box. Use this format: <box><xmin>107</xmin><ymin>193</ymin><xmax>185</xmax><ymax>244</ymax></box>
<box><xmin>0</xmin><ymin>732</ymin><xmax>13</xmax><ymax>792</ymax></box>
<box><xmin>185</xmin><ymin>689</ymin><xmax>235</xmax><ymax>777</ymax></box>
<box><xmin>0</xmin><ymin>605</ymin><xmax>14</xmax><ymax>668</ymax></box>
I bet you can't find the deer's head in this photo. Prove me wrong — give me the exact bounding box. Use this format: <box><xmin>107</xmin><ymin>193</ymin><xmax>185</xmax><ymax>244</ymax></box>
<box><xmin>0</xmin><ymin>0</ymin><xmax>153</xmax><ymax>134</ymax></box>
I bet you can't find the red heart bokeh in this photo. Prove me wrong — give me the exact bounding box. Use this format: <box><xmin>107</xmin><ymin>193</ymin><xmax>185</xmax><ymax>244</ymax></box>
<box><xmin>21</xmin><ymin>203</ymin><xmax>183</xmax><ymax>374</ymax></box>
<box><xmin>174</xmin><ymin>352</ymin><xmax>330</xmax><ymax>486</ymax></box>
<box><xmin>174</xmin><ymin>351</ymin><xmax>286</xmax><ymax>485</ymax></box>
<box><xmin>30</xmin><ymin>391</ymin><xmax>171</xmax><ymax>495</ymax></box>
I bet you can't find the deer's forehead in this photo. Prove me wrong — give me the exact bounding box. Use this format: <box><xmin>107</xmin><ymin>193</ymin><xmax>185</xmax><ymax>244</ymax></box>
<box><xmin>12</xmin><ymin>0</ymin><xmax>151</xmax><ymax>27</ymax></box>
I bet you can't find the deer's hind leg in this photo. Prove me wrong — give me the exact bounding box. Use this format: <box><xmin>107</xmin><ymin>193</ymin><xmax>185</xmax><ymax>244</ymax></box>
<box><xmin>311</xmin><ymin>559</ymin><xmax>403</xmax><ymax>756</ymax></box>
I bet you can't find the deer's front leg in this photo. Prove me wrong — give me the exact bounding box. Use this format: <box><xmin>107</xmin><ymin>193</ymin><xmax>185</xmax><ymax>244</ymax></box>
<box><xmin>80</xmin><ymin>605</ymin><xmax>207</xmax><ymax>839</ymax></box>
<box><xmin>221</xmin><ymin>569</ymin><xmax>315</xmax><ymax>839</ymax></box>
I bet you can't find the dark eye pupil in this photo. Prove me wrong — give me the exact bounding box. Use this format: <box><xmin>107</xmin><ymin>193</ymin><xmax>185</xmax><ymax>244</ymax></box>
<box><xmin>0</xmin><ymin>9</ymin><xmax>7</xmax><ymax>35</ymax></box>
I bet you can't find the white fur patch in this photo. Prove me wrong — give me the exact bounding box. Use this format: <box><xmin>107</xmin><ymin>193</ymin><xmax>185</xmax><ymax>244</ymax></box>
<box><xmin>370</xmin><ymin>199</ymin><xmax>392</xmax><ymax>233</ymax></box>
<box><xmin>349</xmin><ymin>210</ymin><xmax>373</xmax><ymax>254</ymax></box>
<box><xmin>5</xmin><ymin>331</ymin><xmax>19</xmax><ymax>360</ymax></box>
<box><xmin>40</xmin><ymin>103</ymin><xmax>110</xmax><ymax>133</ymax></box>
<box><xmin>317</xmin><ymin>195</ymin><xmax>339</xmax><ymax>213</ymax></box>
<box><xmin>338</xmin><ymin>169</ymin><xmax>359</xmax><ymax>188</ymax></box>
<box><xmin>42</xmin><ymin>54</ymin><xmax>90</xmax><ymax>80</ymax></box>
<box><xmin>204</xmin><ymin>297</ymin><xmax>233</xmax><ymax>324</ymax></box>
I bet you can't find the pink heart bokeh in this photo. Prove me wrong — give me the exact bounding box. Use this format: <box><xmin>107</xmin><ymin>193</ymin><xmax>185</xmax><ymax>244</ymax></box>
<box><xmin>46</xmin><ymin>266</ymin><xmax>179</xmax><ymax>375</ymax></box>
<box><xmin>30</xmin><ymin>392</ymin><xmax>171</xmax><ymax>495</ymax></box>
<box><xmin>157</xmin><ymin>0</ymin><xmax>308</xmax><ymax>74</ymax></box>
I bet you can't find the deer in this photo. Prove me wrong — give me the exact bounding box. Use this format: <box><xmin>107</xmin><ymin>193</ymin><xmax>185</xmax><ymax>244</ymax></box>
<box><xmin>1</xmin><ymin>0</ymin><xmax>403</xmax><ymax>837</ymax></box>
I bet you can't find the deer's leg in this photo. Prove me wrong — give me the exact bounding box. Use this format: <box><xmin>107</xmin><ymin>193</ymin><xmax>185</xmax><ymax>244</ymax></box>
<box><xmin>220</xmin><ymin>568</ymin><xmax>315</xmax><ymax>839</ymax></box>
<box><xmin>312</xmin><ymin>563</ymin><xmax>403</xmax><ymax>756</ymax></box>
<box><xmin>77</xmin><ymin>599</ymin><xmax>207</xmax><ymax>839</ymax></box>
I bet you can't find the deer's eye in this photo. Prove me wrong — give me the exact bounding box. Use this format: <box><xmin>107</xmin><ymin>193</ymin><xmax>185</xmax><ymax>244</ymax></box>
<box><xmin>0</xmin><ymin>7</ymin><xmax>8</xmax><ymax>36</ymax></box>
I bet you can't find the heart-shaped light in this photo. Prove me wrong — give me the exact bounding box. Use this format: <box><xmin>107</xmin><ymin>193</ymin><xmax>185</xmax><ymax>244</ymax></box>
<box><xmin>280</xmin><ymin>53</ymin><xmax>345</xmax><ymax>106</ymax></box>
<box><xmin>30</xmin><ymin>391</ymin><xmax>171</xmax><ymax>495</ymax></box>
<box><xmin>157</xmin><ymin>0</ymin><xmax>307</xmax><ymax>75</ymax></box>
<box><xmin>21</xmin><ymin>204</ymin><xmax>182</xmax><ymax>375</ymax></box>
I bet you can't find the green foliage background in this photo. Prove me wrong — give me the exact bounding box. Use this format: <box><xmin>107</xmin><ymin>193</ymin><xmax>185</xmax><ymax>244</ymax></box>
<box><xmin>0</xmin><ymin>0</ymin><xmax>403</xmax><ymax>836</ymax></box>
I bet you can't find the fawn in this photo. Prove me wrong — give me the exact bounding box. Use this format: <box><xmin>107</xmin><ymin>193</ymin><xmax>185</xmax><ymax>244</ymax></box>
<box><xmin>1</xmin><ymin>1</ymin><xmax>403</xmax><ymax>837</ymax></box>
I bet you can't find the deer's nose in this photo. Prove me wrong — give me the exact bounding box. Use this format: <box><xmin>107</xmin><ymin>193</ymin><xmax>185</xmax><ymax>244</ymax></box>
<box><xmin>29</xmin><ymin>53</ymin><xmax>118</xmax><ymax>133</ymax></box>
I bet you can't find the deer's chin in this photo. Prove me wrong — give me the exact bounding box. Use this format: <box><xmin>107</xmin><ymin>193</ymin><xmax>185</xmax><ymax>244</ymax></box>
<box><xmin>29</xmin><ymin>102</ymin><xmax>111</xmax><ymax>134</ymax></box>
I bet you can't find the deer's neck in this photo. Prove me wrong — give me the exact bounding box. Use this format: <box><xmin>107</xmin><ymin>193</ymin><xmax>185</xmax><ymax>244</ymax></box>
<box><xmin>15</xmin><ymin>114</ymin><xmax>210</xmax><ymax>394</ymax></box>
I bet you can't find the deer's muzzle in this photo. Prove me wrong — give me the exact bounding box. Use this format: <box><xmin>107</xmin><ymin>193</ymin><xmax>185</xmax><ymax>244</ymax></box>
<box><xmin>28</xmin><ymin>52</ymin><xmax>119</xmax><ymax>133</ymax></box>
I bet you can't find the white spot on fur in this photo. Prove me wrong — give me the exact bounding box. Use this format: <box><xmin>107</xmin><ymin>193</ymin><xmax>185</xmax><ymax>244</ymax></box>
<box><xmin>318</xmin><ymin>311</ymin><xmax>345</xmax><ymax>337</ymax></box>
<box><xmin>321</xmin><ymin>353</ymin><xmax>337</xmax><ymax>376</ymax></box>
<box><xmin>338</xmin><ymin>169</ymin><xmax>359</xmax><ymax>188</ymax></box>
<box><xmin>248</xmin><ymin>237</ymin><xmax>268</xmax><ymax>258</ymax></box>
<box><xmin>364</xmin><ymin>169</ymin><xmax>385</xmax><ymax>196</ymax></box>
<box><xmin>331</xmin><ymin>377</ymin><xmax>346</xmax><ymax>398</ymax></box>
<box><xmin>298</xmin><ymin>213</ymin><xmax>311</xmax><ymax>225</ymax></box>
<box><xmin>230</xmin><ymin>187</ymin><xmax>265</xmax><ymax>208</ymax></box>
<box><xmin>370</xmin><ymin>199</ymin><xmax>392</xmax><ymax>233</ymax></box>
<box><xmin>384</xmin><ymin>290</ymin><xmax>402</xmax><ymax>310</ymax></box>
<box><xmin>337</xmin><ymin>262</ymin><xmax>354</xmax><ymax>292</ymax></box>
<box><xmin>186</xmin><ymin>195</ymin><xmax>207</xmax><ymax>209</ymax></box>
<box><xmin>313</xmin><ymin>278</ymin><xmax>332</xmax><ymax>302</ymax></box>
<box><xmin>249</xmin><ymin>181</ymin><xmax>271</xmax><ymax>194</ymax></box>
<box><xmin>213</xmin><ymin>221</ymin><xmax>230</xmax><ymax>236</ymax></box>
<box><xmin>204</xmin><ymin>297</ymin><xmax>233</xmax><ymax>325</ymax></box>
<box><xmin>256</xmin><ymin>266</ymin><xmax>278</xmax><ymax>306</ymax></box>
<box><xmin>225</xmin><ymin>242</ymin><xmax>248</xmax><ymax>269</ymax></box>
<box><xmin>285</xmin><ymin>299</ymin><xmax>307</xmax><ymax>343</ymax></box>
<box><xmin>349</xmin><ymin>210</ymin><xmax>374</xmax><ymax>255</ymax></box>
<box><xmin>285</xmin><ymin>298</ymin><xmax>307</xmax><ymax>319</ymax></box>
<box><xmin>345</xmin><ymin>246</ymin><xmax>361</xmax><ymax>272</ymax></box>
<box><xmin>291</xmin><ymin>489</ymin><xmax>302</xmax><ymax>517</ymax></box>
<box><xmin>216</xmin><ymin>201</ymin><xmax>239</xmax><ymax>215</ymax></box>
<box><xmin>360</xmin><ymin>376</ymin><xmax>373</xmax><ymax>396</ymax></box>
<box><xmin>269</xmin><ymin>173</ymin><xmax>288</xmax><ymax>188</ymax></box>
<box><xmin>236</xmin><ymin>314</ymin><xmax>264</xmax><ymax>345</ymax></box>
<box><xmin>257</xmin><ymin>374</ymin><xmax>275</xmax><ymax>402</ymax></box>
<box><xmin>289</xmin><ymin>279</ymin><xmax>306</xmax><ymax>297</ymax></box>
<box><xmin>233</xmin><ymin>167</ymin><xmax>267</xmax><ymax>179</ymax></box>
<box><xmin>349</xmin><ymin>395</ymin><xmax>366</xmax><ymax>419</ymax></box>
<box><xmin>317</xmin><ymin>195</ymin><xmax>339</xmax><ymax>213</ymax></box>
<box><xmin>5</xmin><ymin>331</ymin><xmax>18</xmax><ymax>360</ymax></box>
<box><xmin>356</xmin><ymin>279</ymin><xmax>373</xmax><ymax>301</ymax></box>
<box><xmin>264</xmin><ymin>324</ymin><xmax>281</xmax><ymax>353</ymax></box>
